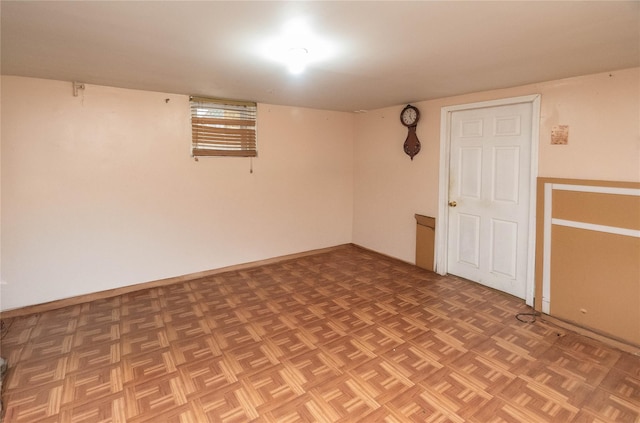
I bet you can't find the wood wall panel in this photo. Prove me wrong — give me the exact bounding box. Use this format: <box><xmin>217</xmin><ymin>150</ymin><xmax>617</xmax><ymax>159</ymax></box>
<box><xmin>553</xmin><ymin>190</ymin><xmax>640</xmax><ymax>230</ymax></box>
<box><xmin>535</xmin><ymin>178</ymin><xmax>640</xmax><ymax>347</ymax></box>
<box><xmin>551</xmin><ymin>226</ymin><xmax>640</xmax><ymax>345</ymax></box>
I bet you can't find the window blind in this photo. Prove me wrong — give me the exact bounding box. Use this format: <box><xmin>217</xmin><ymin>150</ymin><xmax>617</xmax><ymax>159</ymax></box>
<box><xmin>190</xmin><ymin>96</ymin><xmax>257</xmax><ymax>157</ymax></box>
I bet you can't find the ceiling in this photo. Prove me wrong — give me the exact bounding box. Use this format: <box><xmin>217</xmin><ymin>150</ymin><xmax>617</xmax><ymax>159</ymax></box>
<box><xmin>2</xmin><ymin>1</ymin><xmax>639</xmax><ymax>112</ymax></box>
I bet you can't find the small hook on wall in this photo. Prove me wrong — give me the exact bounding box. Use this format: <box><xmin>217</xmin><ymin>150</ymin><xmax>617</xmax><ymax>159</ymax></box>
<box><xmin>73</xmin><ymin>82</ymin><xmax>85</xmax><ymax>97</ymax></box>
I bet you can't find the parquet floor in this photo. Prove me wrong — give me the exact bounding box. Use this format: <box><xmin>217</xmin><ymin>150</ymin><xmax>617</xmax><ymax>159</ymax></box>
<box><xmin>1</xmin><ymin>245</ymin><xmax>639</xmax><ymax>422</ymax></box>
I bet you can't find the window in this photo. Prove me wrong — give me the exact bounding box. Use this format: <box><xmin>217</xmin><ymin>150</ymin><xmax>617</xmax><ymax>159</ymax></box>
<box><xmin>190</xmin><ymin>96</ymin><xmax>257</xmax><ymax>157</ymax></box>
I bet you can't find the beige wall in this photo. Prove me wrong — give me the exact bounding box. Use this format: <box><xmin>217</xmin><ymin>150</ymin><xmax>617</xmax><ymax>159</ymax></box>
<box><xmin>2</xmin><ymin>68</ymin><xmax>638</xmax><ymax>310</ymax></box>
<box><xmin>353</xmin><ymin>67</ymin><xmax>640</xmax><ymax>263</ymax></box>
<box><xmin>0</xmin><ymin>76</ymin><xmax>354</xmax><ymax>311</ymax></box>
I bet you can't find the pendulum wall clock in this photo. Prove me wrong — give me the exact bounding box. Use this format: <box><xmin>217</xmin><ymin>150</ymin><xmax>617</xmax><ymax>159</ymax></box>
<box><xmin>400</xmin><ymin>104</ymin><xmax>421</xmax><ymax>160</ymax></box>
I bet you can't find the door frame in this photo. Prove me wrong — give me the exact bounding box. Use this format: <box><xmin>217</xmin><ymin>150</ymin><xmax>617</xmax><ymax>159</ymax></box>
<box><xmin>436</xmin><ymin>94</ymin><xmax>540</xmax><ymax>306</ymax></box>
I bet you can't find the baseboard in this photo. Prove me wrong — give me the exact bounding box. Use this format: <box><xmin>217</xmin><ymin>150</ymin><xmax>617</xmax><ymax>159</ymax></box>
<box><xmin>349</xmin><ymin>243</ymin><xmax>416</xmax><ymax>267</ymax></box>
<box><xmin>0</xmin><ymin>244</ymin><xmax>352</xmax><ymax>319</ymax></box>
<box><xmin>540</xmin><ymin>313</ymin><xmax>640</xmax><ymax>356</ymax></box>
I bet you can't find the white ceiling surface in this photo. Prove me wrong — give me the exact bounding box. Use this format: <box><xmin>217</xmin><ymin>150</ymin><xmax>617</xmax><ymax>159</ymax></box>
<box><xmin>2</xmin><ymin>1</ymin><xmax>639</xmax><ymax>112</ymax></box>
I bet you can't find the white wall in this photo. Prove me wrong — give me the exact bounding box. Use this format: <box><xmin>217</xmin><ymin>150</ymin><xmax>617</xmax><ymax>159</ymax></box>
<box><xmin>353</xmin><ymin>68</ymin><xmax>640</xmax><ymax>263</ymax></box>
<box><xmin>0</xmin><ymin>76</ymin><xmax>354</xmax><ymax>310</ymax></box>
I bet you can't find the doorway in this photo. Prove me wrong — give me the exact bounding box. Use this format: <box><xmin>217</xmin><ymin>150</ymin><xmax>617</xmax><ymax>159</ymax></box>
<box><xmin>436</xmin><ymin>95</ymin><xmax>540</xmax><ymax>306</ymax></box>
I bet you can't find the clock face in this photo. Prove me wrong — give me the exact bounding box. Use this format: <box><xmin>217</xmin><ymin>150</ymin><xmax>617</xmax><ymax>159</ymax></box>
<box><xmin>401</xmin><ymin>106</ymin><xmax>419</xmax><ymax>126</ymax></box>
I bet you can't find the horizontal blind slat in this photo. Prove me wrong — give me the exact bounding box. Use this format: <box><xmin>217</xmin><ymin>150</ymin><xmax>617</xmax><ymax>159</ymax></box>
<box><xmin>192</xmin><ymin>148</ymin><xmax>257</xmax><ymax>157</ymax></box>
<box><xmin>194</xmin><ymin>141</ymin><xmax>257</xmax><ymax>148</ymax></box>
<box><xmin>191</xmin><ymin>117</ymin><xmax>255</xmax><ymax>126</ymax></box>
<box><xmin>192</xmin><ymin>127</ymin><xmax>256</xmax><ymax>136</ymax></box>
<box><xmin>193</xmin><ymin>138</ymin><xmax>256</xmax><ymax>145</ymax></box>
<box><xmin>194</xmin><ymin>138</ymin><xmax>256</xmax><ymax>146</ymax></box>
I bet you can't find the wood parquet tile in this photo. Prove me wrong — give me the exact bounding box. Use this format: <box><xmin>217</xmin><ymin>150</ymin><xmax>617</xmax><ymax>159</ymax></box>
<box><xmin>1</xmin><ymin>245</ymin><xmax>639</xmax><ymax>422</ymax></box>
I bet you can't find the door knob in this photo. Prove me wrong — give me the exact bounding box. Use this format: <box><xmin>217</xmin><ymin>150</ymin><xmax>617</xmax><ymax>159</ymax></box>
<box><xmin>448</xmin><ymin>201</ymin><xmax>457</xmax><ymax>207</ymax></box>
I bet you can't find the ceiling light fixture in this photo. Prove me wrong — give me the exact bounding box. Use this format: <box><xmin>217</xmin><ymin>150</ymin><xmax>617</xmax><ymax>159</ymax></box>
<box><xmin>260</xmin><ymin>18</ymin><xmax>335</xmax><ymax>75</ymax></box>
<box><xmin>287</xmin><ymin>47</ymin><xmax>309</xmax><ymax>74</ymax></box>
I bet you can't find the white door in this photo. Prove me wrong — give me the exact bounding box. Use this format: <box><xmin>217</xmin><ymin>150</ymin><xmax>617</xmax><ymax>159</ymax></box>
<box><xmin>447</xmin><ymin>102</ymin><xmax>532</xmax><ymax>299</ymax></box>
